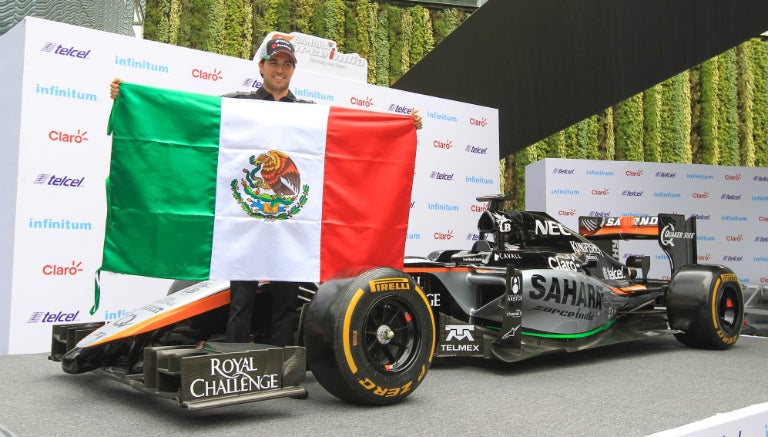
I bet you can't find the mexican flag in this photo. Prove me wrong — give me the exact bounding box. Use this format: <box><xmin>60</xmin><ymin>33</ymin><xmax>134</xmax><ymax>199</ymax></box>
<box><xmin>103</xmin><ymin>83</ymin><xmax>417</xmax><ymax>282</ymax></box>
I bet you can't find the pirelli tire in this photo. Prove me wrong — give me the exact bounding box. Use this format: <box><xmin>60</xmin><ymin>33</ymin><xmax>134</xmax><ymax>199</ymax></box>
<box><xmin>304</xmin><ymin>267</ymin><xmax>436</xmax><ymax>405</ymax></box>
<box><xmin>666</xmin><ymin>264</ymin><xmax>744</xmax><ymax>350</ymax></box>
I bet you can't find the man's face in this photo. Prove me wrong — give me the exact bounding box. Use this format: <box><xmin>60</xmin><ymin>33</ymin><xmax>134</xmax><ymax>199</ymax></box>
<box><xmin>259</xmin><ymin>52</ymin><xmax>296</xmax><ymax>95</ymax></box>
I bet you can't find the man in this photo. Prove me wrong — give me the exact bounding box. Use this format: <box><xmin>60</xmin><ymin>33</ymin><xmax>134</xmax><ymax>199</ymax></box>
<box><xmin>110</xmin><ymin>36</ymin><xmax>422</xmax><ymax>347</ymax></box>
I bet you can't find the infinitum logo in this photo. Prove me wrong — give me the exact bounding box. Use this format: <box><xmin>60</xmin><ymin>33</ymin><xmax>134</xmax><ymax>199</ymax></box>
<box><xmin>296</xmin><ymin>88</ymin><xmax>334</xmax><ymax>102</ymax></box>
<box><xmin>114</xmin><ymin>55</ymin><xmax>170</xmax><ymax>73</ymax></box>
<box><xmin>35</xmin><ymin>84</ymin><xmax>97</xmax><ymax>102</ymax></box>
<box><xmin>33</xmin><ymin>174</ymin><xmax>85</xmax><ymax>188</ymax></box>
<box><xmin>427</xmin><ymin>111</ymin><xmax>458</xmax><ymax>122</ymax></box>
<box><xmin>465</xmin><ymin>175</ymin><xmax>494</xmax><ymax>185</ymax></box>
<box><xmin>28</xmin><ymin>218</ymin><xmax>93</xmax><ymax>231</ymax></box>
<box><xmin>40</xmin><ymin>42</ymin><xmax>91</xmax><ymax>59</ymax></box>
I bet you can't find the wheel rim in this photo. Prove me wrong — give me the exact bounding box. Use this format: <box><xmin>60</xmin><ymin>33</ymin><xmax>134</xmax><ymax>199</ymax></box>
<box><xmin>718</xmin><ymin>286</ymin><xmax>741</xmax><ymax>331</ymax></box>
<box><xmin>363</xmin><ymin>297</ymin><xmax>420</xmax><ymax>374</ymax></box>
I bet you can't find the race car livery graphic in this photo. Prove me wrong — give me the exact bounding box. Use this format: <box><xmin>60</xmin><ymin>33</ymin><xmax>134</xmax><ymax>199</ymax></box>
<box><xmin>50</xmin><ymin>195</ymin><xmax>744</xmax><ymax>409</ymax></box>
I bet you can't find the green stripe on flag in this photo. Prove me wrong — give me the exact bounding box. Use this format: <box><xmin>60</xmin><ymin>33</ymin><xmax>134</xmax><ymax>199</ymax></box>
<box><xmin>103</xmin><ymin>83</ymin><xmax>222</xmax><ymax>280</ymax></box>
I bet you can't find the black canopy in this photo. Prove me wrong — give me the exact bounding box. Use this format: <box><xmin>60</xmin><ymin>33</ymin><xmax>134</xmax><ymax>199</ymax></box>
<box><xmin>393</xmin><ymin>0</ymin><xmax>768</xmax><ymax>158</ymax></box>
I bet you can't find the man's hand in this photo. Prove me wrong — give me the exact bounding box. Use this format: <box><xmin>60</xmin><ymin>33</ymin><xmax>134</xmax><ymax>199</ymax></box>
<box><xmin>410</xmin><ymin>109</ymin><xmax>423</xmax><ymax>130</ymax></box>
<box><xmin>110</xmin><ymin>78</ymin><xmax>123</xmax><ymax>100</ymax></box>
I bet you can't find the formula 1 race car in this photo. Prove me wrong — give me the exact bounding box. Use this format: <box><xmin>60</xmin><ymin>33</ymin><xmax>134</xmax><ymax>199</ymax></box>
<box><xmin>50</xmin><ymin>194</ymin><xmax>744</xmax><ymax>409</ymax></box>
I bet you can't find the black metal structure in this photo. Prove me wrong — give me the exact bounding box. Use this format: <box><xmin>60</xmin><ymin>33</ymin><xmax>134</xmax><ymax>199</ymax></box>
<box><xmin>393</xmin><ymin>0</ymin><xmax>768</xmax><ymax>158</ymax></box>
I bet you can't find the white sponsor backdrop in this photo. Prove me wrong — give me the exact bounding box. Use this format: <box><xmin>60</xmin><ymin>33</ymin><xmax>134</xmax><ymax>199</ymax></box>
<box><xmin>0</xmin><ymin>17</ymin><xmax>498</xmax><ymax>355</ymax></box>
<box><xmin>526</xmin><ymin>158</ymin><xmax>768</xmax><ymax>284</ymax></box>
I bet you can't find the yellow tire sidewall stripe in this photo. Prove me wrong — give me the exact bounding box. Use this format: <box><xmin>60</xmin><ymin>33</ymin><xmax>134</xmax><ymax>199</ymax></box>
<box><xmin>342</xmin><ymin>288</ymin><xmax>365</xmax><ymax>375</ymax></box>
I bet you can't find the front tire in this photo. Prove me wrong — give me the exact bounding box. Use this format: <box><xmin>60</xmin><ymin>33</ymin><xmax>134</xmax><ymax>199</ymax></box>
<box><xmin>667</xmin><ymin>264</ymin><xmax>743</xmax><ymax>350</ymax></box>
<box><xmin>304</xmin><ymin>267</ymin><xmax>436</xmax><ymax>405</ymax></box>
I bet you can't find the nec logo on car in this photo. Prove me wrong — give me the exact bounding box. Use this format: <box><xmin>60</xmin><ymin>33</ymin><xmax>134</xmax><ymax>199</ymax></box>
<box><xmin>40</xmin><ymin>42</ymin><xmax>91</xmax><ymax>59</ymax></box>
<box><xmin>34</xmin><ymin>174</ymin><xmax>85</xmax><ymax>187</ymax></box>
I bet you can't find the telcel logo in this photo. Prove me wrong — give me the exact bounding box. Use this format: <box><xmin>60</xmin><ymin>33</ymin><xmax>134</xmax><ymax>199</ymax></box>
<box><xmin>465</xmin><ymin>145</ymin><xmax>488</xmax><ymax>154</ymax></box>
<box><xmin>34</xmin><ymin>174</ymin><xmax>85</xmax><ymax>187</ymax></box>
<box><xmin>41</xmin><ymin>42</ymin><xmax>91</xmax><ymax>59</ymax></box>
<box><xmin>242</xmin><ymin>78</ymin><xmax>263</xmax><ymax>88</ymax></box>
<box><xmin>388</xmin><ymin>104</ymin><xmax>413</xmax><ymax>114</ymax></box>
<box><xmin>430</xmin><ymin>171</ymin><xmax>454</xmax><ymax>181</ymax></box>
<box><xmin>622</xmin><ymin>190</ymin><xmax>643</xmax><ymax>197</ymax></box>
<box><xmin>28</xmin><ymin>311</ymin><xmax>79</xmax><ymax>323</ymax></box>
<box><xmin>192</xmin><ymin>68</ymin><xmax>223</xmax><ymax>81</ymax></box>
<box><xmin>49</xmin><ymin>129</ymin><xmax>88</xmax><ymax>143</ymax></box>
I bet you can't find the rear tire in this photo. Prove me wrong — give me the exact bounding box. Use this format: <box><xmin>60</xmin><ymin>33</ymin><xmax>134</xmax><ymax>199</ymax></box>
<box><xmin>304</xmin><ymin>267</ymin><xmax>435</xmax><ymax>405</ymax></box>
<box><xmin>667</xmin><ymin>264</ymin><xmax>743</xmax><ymax>350</ymax></box>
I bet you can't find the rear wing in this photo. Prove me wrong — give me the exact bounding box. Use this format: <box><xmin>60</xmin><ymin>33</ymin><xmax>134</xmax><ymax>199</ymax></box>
<box><xmin>578</xmin><ymin>214</ymin><xmax>698</xmax><ymax>275</ymax></box>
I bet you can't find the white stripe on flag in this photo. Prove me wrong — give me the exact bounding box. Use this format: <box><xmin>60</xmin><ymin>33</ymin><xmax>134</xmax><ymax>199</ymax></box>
<box><xmin>210</xmin><ymin>98</ymin><xmax>330</xmax><ymax>281</ymax></box>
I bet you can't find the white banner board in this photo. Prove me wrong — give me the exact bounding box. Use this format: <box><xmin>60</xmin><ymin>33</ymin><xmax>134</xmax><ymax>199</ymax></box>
<box><xmin>526</xmin><ymin>158</ymin><xmax>768</xmax><ymax>284</ymax></box>
<box><xmin>0</xmin><ymin>17</ymin><xmax>499</xmax><ymax>354</ymax></box>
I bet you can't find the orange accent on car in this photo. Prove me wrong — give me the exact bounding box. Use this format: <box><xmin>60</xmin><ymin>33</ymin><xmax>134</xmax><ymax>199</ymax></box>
<box><xmin>87</xmin><ymin>289</ymin><xmax>231</xmax><ymax>347</ymax></box>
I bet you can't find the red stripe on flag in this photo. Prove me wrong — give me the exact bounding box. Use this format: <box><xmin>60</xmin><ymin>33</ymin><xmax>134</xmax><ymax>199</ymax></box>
<box><xmin>319</xmin><ymin>106</ymin><xmax>418</xmax><ymax>281</ymax></box>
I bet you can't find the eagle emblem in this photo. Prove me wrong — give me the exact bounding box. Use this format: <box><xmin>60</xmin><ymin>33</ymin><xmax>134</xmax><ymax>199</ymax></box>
<box><xmin>230</xmin><ymin>150</ymin><xmax>309</xmax><ymax>221</ymax></box>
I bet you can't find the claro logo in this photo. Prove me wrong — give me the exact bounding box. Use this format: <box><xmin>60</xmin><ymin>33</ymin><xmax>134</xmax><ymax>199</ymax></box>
<box><xmin>433</xmin><ymin>139</ymin><xmax>453</xmax><ymax>150</ymax></box>
<box><xmin>49</xmin><ymin>129</ymin><xmax>88</xmax><ymax>143</ymax></box>
<box><xmin>350</xmin><ymin>96</ymin><xmax>374</xmax><ymax>108</ymax></box>
<box><xmin>469</xmin><ymin>117</ymin><xmax>488</xmax><ymax>127</ymax></box>
<box><xmin>192</xmin><ymin>68</ymin><xmax>223</xmax><ymax>81</ymax></box>
<box><xmin>42</xmin><ymin>261</ymin><xmax>84</xmax><ymax>276</ymax></box>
